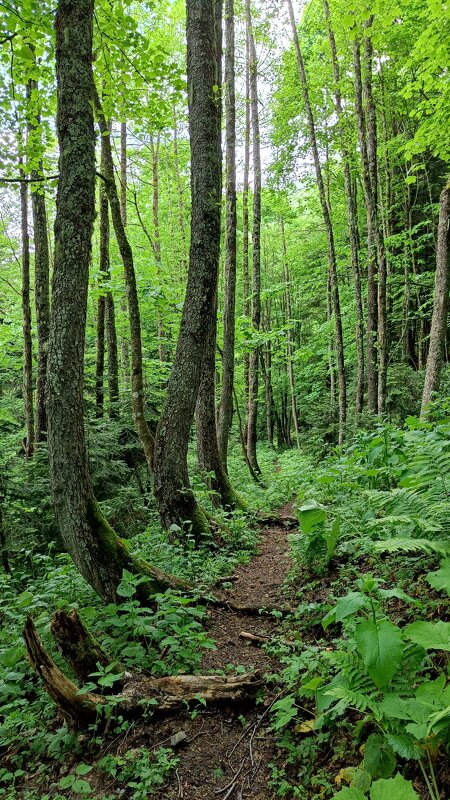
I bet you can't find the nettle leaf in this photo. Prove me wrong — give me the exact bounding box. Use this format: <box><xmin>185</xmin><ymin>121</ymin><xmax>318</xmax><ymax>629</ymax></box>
<box><xmin>355</xmin><ymin>620</ymin><xmax>404</xmax><ymax>688</ymax></box>
<box><xmin>322</xmin><ymin>592</ymin><xmax>370</xmax><ymax>630</ymax></box>
<box><xmin>426</xmin><ymin>559</ymin><xmax>450</xmax><ymax>596</ymax></box>
<box><xmin>363</xmin><ymin>733</ymin><xmax>396</xmax><ymax>779</ymax></box>
<box><xmin>297</xmin><ymin>499</ymin><xmax>326</xmax><ymax>534</ymax></box>
<box><xmin>385</xmin><ymin>734</ymin><xmax>421</xmax><ymax>761</ymax></box>
<box><xmin>369</xmin><ymin>773</ymin><xmax>419</xmax><ymax>800</ymax></box>
<box><xmin>404</xmin><ymin>621</ymin><xmax>450</xmax><ymax>651</ymax></box>
<box><xmin>332</xmin><ymin>788</ymin><xmax>366</xmax><ymax>800</ymax></box>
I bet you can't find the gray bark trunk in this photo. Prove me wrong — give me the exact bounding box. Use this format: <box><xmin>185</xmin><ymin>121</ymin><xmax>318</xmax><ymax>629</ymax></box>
<box><xmin>19</xmin><ymin>151</ymin><xmax>34</xmax><ymax>458</ymax></box>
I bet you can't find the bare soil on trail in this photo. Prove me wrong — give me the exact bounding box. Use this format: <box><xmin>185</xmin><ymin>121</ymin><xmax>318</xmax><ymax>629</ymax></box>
<box><xmin>150</xmin><ymin>504</ymin><xmax>296</xmax><ymax>800</ymax></box>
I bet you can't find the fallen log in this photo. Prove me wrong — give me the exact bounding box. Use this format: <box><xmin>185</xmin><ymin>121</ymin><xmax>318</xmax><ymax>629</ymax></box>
<box><xmin>24</xmin><ymin>617</ymin><xmax>262</xmax><ymax>727</ymax></box>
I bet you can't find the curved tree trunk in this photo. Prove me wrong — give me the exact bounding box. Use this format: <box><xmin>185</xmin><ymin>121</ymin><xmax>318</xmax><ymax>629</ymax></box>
<box><xmin>286</xmin><ymin>0</ymin><xmax>346</xmax><ymax>444</ymax></box>
<box><xmin>95</xmin><ymin>91</ymin><xmax>155</xmax><ymax>471</ymax></box>
<box><xmin>153</xmin><ymin>0</ymin><xmax>223</xmax><ymax>536</ymax></box>
<box><xmin>217</xmin><ymin>0</ymin><xmax>237</xmax><ymax>469</ymax></box>
<box><xmin>48</xmin><ymin>0</ymin><xmax>188</xmax><ymax>603</ymax></box>
<box><xmin>421</xmin><ymin>180</ymin><xmax>450</xmax><ymax>415</ymax></box>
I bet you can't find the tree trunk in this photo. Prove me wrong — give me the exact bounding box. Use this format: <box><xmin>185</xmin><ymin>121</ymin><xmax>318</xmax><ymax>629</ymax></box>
<box><xmin>242</xmin><ymin>24</ymin><xmax>251</xmax><ymax>436</ymax></box>
<box><xmin>246</xmin><ymin>0</ymin><xmax>262</xmax><ymax>472</ymax></box>
<box><xmin>153</xmin><ymin>0</ymin><xmax>223</xmax><ymax>536</ymax></box>
<box><xmin>172</xmin><ymin>104</ymin><xmax>188</xmax><ymax>274</ymax></box>
<box><xmin>324</xmin><ymin>0</ymin><xmax>364</xmax><ymax>415</ymax></box>
<box><xmin>286</xmin><ymin>0</ymin><xmax>346</xmax><ymax>444</ymax></box>
<box><xmin>27</xmin><ymin>77</ymin><xmax>50</xmax><ymax>443</ymax></box>
<box><xmin>48</xmin><ymin>0</ymin><xmax>188</xmax><ymax>603</ymax></box>
<box><xmin>95</xmin><ymin>295</ymin><xmax>105</xmax><ymax>416</ymax></box>
<box><xmin>281</xmin><ymin>218</ymin><xmax>300</xmax><ymax>446</ymax></box>
<box><xmin>353</xmin><ymin>38</ymin><xmax>378</xmax><ymax>413</ymax></box>
<box><xmin>421</xmin><ymin>179</ymin><xmax>450</xmax><ymax>414</ymax></box>
<box><xmin>19</xmin><ymin>152</ymin><xmax>34</xmax><ymax>458</ymax></box>
<box><xmin>119</xmin><ymin>121</ymin><xmax>130</xmax><ymax>383</ymax></box>
<box><xmin>362</xmin><ymin>24</ymin><xmax>387</xmax><ymax>415</ymax></box>
<box><xmin>150</xmin><ymin>133</ymin><xmax>166</xmax><ymax>363</ymax></box>
<box><xmin>95</xmin><ymin>91</ymin><xmax>155</xmax><ymax>471</ymax></box>
<box><xmin>217</xmin><ymin>0</ymin><xmax>237</xmax><ymax>469</ymax></box>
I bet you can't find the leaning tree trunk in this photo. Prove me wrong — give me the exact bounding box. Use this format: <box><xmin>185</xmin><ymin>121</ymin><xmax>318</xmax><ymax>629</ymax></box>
<box><xmin>153</xmin><ymin>0</ymin><xmax>223</xmax><ymax>536</ymax></box>
<box><xmin>421</xmin><ymin>179</ymin><xmax>450</xmax><ymax>415</ymax></box>
<box><xmin>95</xmin><ymin>90</ymin><xmax>155</xmax><ymax>471</ymax></box>
<box><xmin>27</xmin><ymin>77</ymin><xmax>50</xmax><ymax>443</ymax></box>
<box><xmin>324</xmin><ymin>0</ymin><xmax>364</xmax><ymax>415</ymax></box>
<box><xmin>47</xmin><ymin>0</ymin><xmax>188</xmax><ymax>604</ymax></box>
<box><xmin>281</xmin><ymin>218</ymin><xmax>300</xmax><ymax>446</ymax></box>
<box><xmin>246</xmin><ymin>0</ymin><xmax>262</xmax><ymax>472</ymax></box>
<box><xmin>286</xmin><ymin>0</ymin><xmax>346</xmax><ymax>445</ymax></box>
<box><xmin>217</xmin><ymin>0</ymin><xmax>238</xmax><ymax>469</ymax></box>
<box><xmin>19</xmin><ymin>151</ymin><xmax>34</xmax><ymax>458</ymax></box>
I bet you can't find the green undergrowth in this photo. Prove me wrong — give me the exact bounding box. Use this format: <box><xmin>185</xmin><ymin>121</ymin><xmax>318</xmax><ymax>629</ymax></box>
<box><xmin>266</xmin><ymin>400</ymin><xmax>450</xmax><ymax>800</ymax></box>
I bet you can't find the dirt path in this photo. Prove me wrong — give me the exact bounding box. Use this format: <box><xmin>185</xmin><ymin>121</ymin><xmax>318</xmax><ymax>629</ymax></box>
<box><xmin>147</xmin><ymin>504</ymin><xmax>295</xmax><ymax>800</ymax></box>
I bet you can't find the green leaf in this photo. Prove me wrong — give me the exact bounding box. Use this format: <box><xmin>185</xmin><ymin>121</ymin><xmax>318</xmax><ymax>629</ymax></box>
<box><xmin>404</xmin><ymin>621</ymin><xmax>450</xmax><ymax>651</ymax></box>
<box><xmin>355</xmin><ymin>620</ymin><xmax>404</xmax><ymax>688</ymax></box>
<box><xmin>386</xmin><ymin>734</ymin><xmax>421</xmax><ymax>761</ymax></box>
<box><xmin>322</xmin><ymin>592</ymin><xmax>370</xmax><ymax>630</ymax></box>
<box><xmin>332</xmin><ymin>789</ymin><xmax>366</xmax><ymax>800</ymax></box>
<box><xmin>297</xmin><ymin>500</ymin><xmax>327</xmax><ymax>534</ymax></box>
<box><xmin>75</xmin><ymin>764</ymin><xmax>93</xmax><ymax>776</ymax></box>
<box><xmin>363</xmin><ymin>734</ymin><xmax>396</xmax><ymax>779</ymax></box>
<box><xmin>426</xmin><ymin>559</ymin><xmax>450</xmax><ymax>596</ymax></box>
<box><xmin>369</xmin><ymin>773</ymin><xmax>419</xmax><ymax>799</ymax></box>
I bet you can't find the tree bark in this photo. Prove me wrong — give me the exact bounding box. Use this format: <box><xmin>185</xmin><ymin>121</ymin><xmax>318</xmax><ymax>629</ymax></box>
<box><xmin>353</xmin><ymin>38</ymin><xmax>378</xmax><ymax>413</ymax></box>
<box><xmin>153</xmin><ymin>0</ymin><xmax>223</xmax><ymax>536</ymax></box>
<box><xmin>27</xmin><ymin>77</ymin><xmax>50</xmax><ymax>443</ymax></box>
<box><xmin>421</xmin><ymin>179</ymin><xmax>450</xmax><ymax>414</ymax></box>
<box><xmin>19</xmin><ymin>151</ymin><xmax>34</xmax><ymax>458</ymax></box>
<box><xmin>286</xmin><ymin>0</ymin><xmax>346</xmax><ymax>444</ymax></box>
<box><xmin>324</xmin><ymin>0</ymin><xmax>364</xmax><ymax>415</ymax></box>
<box><xmin>217</xmin><ymin>0</ymin><xmax>237</xmax><ymax>469</ymax></box>
<box><xmin>281</xmin><ymin>218</ymin><xmax>300</xmax><ymax>446</ymax></box>
<box><xmin>95</xmin><ymin>91</ymin><xmax>155</xmax><ymax>471</ymax></box>
<box><xmin>150</xmin><ymin>133</ymin><xmax>166</xmax><ymax>363</ymax></box>
<box><xmin>246</xmin><ymin>0</ymin><xmax>262</xmax><ymax>471</ymax></box>
<box><xmin>172</xmin><ymin>105</ymin><xmax>188</xmax><ymax>274</ymax></box>
<box><xmin>119</xmin><ymin>121</ymin><xmax>130</xmax><ymax>383</ymax></box>
<box><xmin>242</xmin><ymin>24</ymin><xmax>251</xmax><ymax>434</ymax></box>
<box><xmin>95</xmin><ymin>294</ymin><xmax>105</xmax><ymax>416</ymax></box>
<box><xmin>48</xmin><ymin>0</ymin><xmax>188</xmax><ymax>603</ymax></box>
<box><xmin>362</xmin><ymin>24</ymin><xmax>387</xmax><ymax>415</ymax></box>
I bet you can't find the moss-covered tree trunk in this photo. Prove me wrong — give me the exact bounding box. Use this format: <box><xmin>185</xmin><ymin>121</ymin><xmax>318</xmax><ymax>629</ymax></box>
<box><xmin>27</xmin><ymin>77</ymin><xmax>50</xmax><ymax>444</ymax></box>
<box><xmin>217</xmin><ymin>0</ymin><xmax>237</xmax><ymax>469</ymax></box>
<box><xmin>47</xmin><ymin>0</ymin><xmax>187</xmax><ymax>603</ymax></box>
<box><xmin>153</xmin><ymin>0</ymin><xmax>223</xmax><ymax>536</ymax></box>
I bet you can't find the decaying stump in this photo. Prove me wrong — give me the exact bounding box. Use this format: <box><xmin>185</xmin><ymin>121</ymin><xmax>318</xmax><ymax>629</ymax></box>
<box><xmin>24</xmin><ymin>617</ymin><xmax>262</xmax><ymax>727</ymax></box>
<box><xmin>51</xmin><ymin>609</ymin><xmax>111</xmax><ymax>684</ymax></box>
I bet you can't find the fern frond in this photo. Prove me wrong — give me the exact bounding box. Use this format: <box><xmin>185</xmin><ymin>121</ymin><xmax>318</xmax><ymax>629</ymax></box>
<box><xmin>373</xmin><ymin>538</ymin><xmax>450</xmax><ymax>556</ymax></box>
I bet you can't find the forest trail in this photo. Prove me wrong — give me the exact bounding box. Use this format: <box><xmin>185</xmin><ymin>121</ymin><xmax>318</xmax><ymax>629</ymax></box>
<box><xmin>148</xmin><ymin>504</ymin><xmax>296</xmax><ymax>800</ymax></box>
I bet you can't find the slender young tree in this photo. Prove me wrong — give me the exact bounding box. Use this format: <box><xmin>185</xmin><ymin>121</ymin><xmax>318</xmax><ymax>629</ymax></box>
<box><xmin>246</xmin><ymin>0</ymin><xmax>262</xmax><ymax>471</ymax></box>
<box><xmin>47</xmin><ymin>0</ymin><xmax>183</xmax><ymax>602</ymax></box>
<box><xmin>242</xmin><ymin>21</ymin><xmax>251</xmax><ymax>432</ymax></box>
<box><xmin>286</xmin><ymin>0</ymin><xmax>346</xmax><ymax>444</ymax></box>
<box><xmin>281</xmin><ymin>217</ymin><xmax>300</xmax><ymax>445</ymax></box>
<box><xmin>26</xmin><ymin>77</ymin><xmax>50</xmax><ymax>443</ymax></box>
<box><xmin>19</xmin><ymin>150</ymin><xmax>34</xmax><ymax>458</ymax></box>
<box><xmin>94</xmin><ymin>91</ymin><xmax>155</xmax><ymax>471</ymax></box>
<box><xmin>95</xmin><ymin>292</ymin><xmax>105</xmax><ymax>416</ymax></box>
<box><xmin>421</xmin><ymin>179</ymin><xmax>450</xmax><ymax>414</ymax></box>
<box><xmin>324</xmin><ymin>0</ymin><xmax>364</xmax><ymax>414</ymax></box>
<box><xmin>154</xmin><ymin>0</ymin><xmax>224</xmax><ymax>535</ymax></box>
<box><xmin>217</xmin><ymin>0</ymin><xmax>237</xmax><ymax>468</ymax></box>
<box><xmin>150</xmin><ymin>133</ymin><xmax>166</xmax><ymax>363</ymax></box>
<box><xmin>119</xmin><ymin>121</ymin><xmax>130</xmax><ymax>383</ymax></box>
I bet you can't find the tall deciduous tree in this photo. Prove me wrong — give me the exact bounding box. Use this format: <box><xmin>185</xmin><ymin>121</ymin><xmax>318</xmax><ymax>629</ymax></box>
<box><xmin>154</xmin><ymin>0</ymin><xmax>223</xmax><ymax>535</ymax></box>
<box><xmin>47</xmin><ymin>0</ymin><xmax>184</xmax><ymax>602</ymax></box>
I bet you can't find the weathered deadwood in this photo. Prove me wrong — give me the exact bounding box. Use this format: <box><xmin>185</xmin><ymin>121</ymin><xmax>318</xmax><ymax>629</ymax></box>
<box><xmin>254</xmin><ymin>513</ymin><xmax>298</xmax><ymax>530</ymax></box>
<box><xmin>23</xmin><ymin>617</ymin><xmax>103</xmax><ymax>725</ymax></box>
<box><xmin>50</xmin><ymin>609</ymin><xmax>112</xmax><ymax>684</ymax></box>
<box><xmin>24</xmin><ymin>617</ymin><xmax>262</xmax><ymax>727</ymax></box>
<box><xmin>239</xmin><ymin>631</ymin><xmax>269</xmax><ymax>644</ymax></box>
